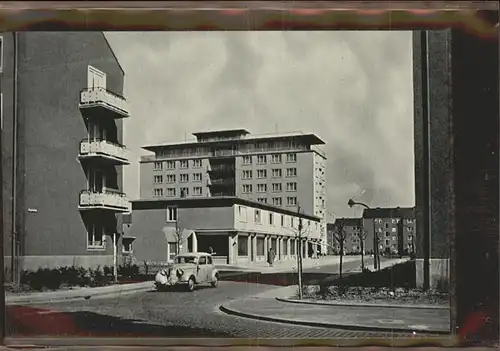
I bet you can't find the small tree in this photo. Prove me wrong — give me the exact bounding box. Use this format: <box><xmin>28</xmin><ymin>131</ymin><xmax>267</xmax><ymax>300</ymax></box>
<box><xmin>174</xmin><ymin>223</ymin><xmax>185</xmax><ymax>255</ymax></box>
<box><xmin>359</xmin><ymin>229</ymin><xmax>368</xmax><ymax>270</ymax></box>
<box><xmin>332</xmin><ymin>221</ymin><xmax>348</xmax><ymax>278</ymax></box>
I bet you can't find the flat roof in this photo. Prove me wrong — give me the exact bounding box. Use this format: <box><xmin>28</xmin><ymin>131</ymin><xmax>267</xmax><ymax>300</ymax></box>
<box><xmin>142</xmin><ymin>131</ymin><xmax>326</xmax><ymax>152</ymax></box>
<box><xmin>132</xmin><ymin>196</ymin><xmax>321</xmax><ymax>221</ymax></box>
<box><xmin>192</xmin><ymin>129</ymin><xmax>251</xmax><ymax>138</ymax></box>
<box><xmin>362</xmin><ymin>207</ymin><xmax>415</xmax><ymax>219</ymax></box>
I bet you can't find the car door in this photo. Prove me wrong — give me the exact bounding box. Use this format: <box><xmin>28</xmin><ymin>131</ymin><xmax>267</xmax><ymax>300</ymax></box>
<box><xmin>197</xmin><ymin>256</ymin><xmax>208</xmax><ymax>282</ymax></box>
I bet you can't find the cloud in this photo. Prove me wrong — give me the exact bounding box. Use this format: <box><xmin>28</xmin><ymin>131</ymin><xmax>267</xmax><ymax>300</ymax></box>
<box><xmin>105</xmin><ymin>31</ymin><xmax>415</xmax><ymax>218</ymax></box>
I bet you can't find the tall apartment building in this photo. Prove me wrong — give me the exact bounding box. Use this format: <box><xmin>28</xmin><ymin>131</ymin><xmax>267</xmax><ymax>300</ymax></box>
<box><xmin>1</xmin><ymin>32</ymin><xmax>131</xmax><ymax>271</ymax></box>
<box><xmin>362</xmin><ymin>207</ymin><xmax>416</xmax><ymax>256</ymax></box>
<box><xmin>139</xmin><ymin>129</ymin><xmax>328</xmax><ymax>253</ymax></box>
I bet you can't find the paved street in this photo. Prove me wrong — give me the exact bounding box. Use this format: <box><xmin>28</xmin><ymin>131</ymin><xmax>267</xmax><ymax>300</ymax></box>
<box><xmin>7</xmin><ymin>280</ymin><xmax>419</xmax><ymax>338</ymax></box>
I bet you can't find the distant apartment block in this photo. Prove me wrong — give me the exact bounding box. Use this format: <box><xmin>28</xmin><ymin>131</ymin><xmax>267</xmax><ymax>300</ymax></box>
<box><xmin>2</xmin><ymin>32</ymin><xmax>130</xmax><ymax>271</ymax></box>
<box><xmin>138</xmin><ymin>129</ymin><xmax>328</xmax><ymax>253</ymax></box>
<box><xmin>362</xmin><ymin>207</ymin><xmax>416</xmax><ymax>256</ymax></box>
<box><xmin>327</xmin><ymin>218</ymin><xmax>363</xmax><ymax>255</ymax></box>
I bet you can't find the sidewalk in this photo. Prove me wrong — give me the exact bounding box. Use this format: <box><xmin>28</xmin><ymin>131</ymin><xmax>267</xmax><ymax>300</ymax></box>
<box><xmin>218</xmin><ymin>255</ymin><xmax>362</xmax><ymax>274</ymax></box>
<box><xmin>5</xmin><ymin>281</ymin><xmax>153</xmax><ymax>305</ymax></box>
<box><xmin>220</xmin><ymin>285</ymin><xmax>451</xmax><ymax>334</ymax></box>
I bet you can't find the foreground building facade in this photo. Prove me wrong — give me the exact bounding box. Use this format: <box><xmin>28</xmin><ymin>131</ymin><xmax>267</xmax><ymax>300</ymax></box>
<box><xmin>127</xmin><ymin>197</ymin><xmax>322</xmax><ymax>265</ymax></box>
<box><xmin>2</xmin><ymin>32</ymin><xmax>130</xmax><ymax>271</ymax></box>
<box><xmin>138</xmin><ymin>129</ymin><xmax>328</xmax><ymax>253</ymax></box>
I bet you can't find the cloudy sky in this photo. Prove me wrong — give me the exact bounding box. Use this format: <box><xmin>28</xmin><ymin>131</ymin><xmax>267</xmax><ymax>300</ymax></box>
<box><xmin>105</xmin><ymin>31</ymin><xmax>414</xmax><ymax>219</ymax></box>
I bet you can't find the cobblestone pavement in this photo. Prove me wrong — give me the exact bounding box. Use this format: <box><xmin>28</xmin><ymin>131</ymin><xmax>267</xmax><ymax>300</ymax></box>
<box><xmin>8</xmin><ymin>281</ymin><xmax>436</xmax><ymax>339</ymax></box>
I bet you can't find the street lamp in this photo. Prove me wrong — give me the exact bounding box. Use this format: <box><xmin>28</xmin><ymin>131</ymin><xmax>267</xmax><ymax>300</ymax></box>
<box><xmin>347</xmin><ymin>198</ymin><xmax>380</xmax><ymax>271</ymax></box>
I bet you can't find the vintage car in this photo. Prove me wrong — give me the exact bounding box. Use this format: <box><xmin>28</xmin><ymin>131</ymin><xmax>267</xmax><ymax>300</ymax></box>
<box><xmin>154</xmin><ymin>252</ymin><xmax>220</xmax><ymax>292</ymax></box>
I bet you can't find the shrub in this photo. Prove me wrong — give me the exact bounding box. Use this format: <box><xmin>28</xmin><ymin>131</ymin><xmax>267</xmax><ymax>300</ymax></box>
<box><xmin>103</xmin><ymin>266</ymin><xmax>112</xmax><ymax>277</ymax></box>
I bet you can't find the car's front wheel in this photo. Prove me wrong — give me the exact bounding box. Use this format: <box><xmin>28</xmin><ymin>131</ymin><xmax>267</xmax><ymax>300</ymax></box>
<box><xmin>187</xmin><ymin>277</ymin><xmax>196</xmax><ymax>292</ymax></box>
<box><xmin>211</xmin><ymin>274</ymin><xmax>218</xmax><ymax>287</ymax></box>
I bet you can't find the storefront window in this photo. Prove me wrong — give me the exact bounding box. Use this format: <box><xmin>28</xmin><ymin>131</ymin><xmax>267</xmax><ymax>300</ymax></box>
<box><xmin>256</xmin><ymin>237</ymin><xmax>265</xmax><ymax>256</ymax></box>
<box><xmin>238</xmin><ymin>235</ymin><xmax>248</xmax><ymax>256</ymax></box>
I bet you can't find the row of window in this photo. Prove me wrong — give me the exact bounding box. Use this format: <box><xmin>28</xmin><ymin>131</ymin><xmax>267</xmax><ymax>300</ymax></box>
<box><xmin>256</xmin><ymin>197</ymin><xmax>297</xmax><ymax>206</ymax></box>
<box><xmin>242</xmin><ymin>183</ymin><xmax>297</xmax><ymax>194</ymax></box>
<box><xmin>154</xmin><ymin>159</ymin><xmax>203</xmax><ymax>170</ymax></box>
<box><xmin>153</xmin><ymin>173</ymin><xmax>203</xmax><ymax>184</ymax></box>
<box><xmin>153</xmin><ymin>186</ymin><xmax>203</xmax><ymax>197</ymax></box>
<box><xmin>374</xmin><ymin>218</ymin><xmax>415</xmax><ymax>225</ymax></box>
<box><xmin>242</xmin><ymin>168</ymin><xmax>297</xmax><ymax>179</ymax></box>
<box><xmin>238</xmin><ymin>206</ymin><xmax>312</xmax><ymax>229</ymax></box>
<box><xmin>242</xmin><ymin>153</ymin><xmax>297</xmax><ymax>165</ymax></box>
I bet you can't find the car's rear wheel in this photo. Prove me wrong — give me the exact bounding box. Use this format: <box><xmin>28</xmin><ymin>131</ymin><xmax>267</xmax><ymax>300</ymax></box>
<box><xmin>211</xmin><ymin>274</ymin><xmax>218</xmax><ymax>287</ymax></box>
<box><xmin>187</xmin><ymin>277</ymin><xmax>195</xmax><ymax>292</ymax></box>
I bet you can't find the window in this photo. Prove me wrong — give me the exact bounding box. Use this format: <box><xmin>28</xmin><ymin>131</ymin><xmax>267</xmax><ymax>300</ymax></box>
<box><xmin>272</xmin><ymin>183</ymin><xmax>282</xmax><ymax>192</ymax></box>
<box><xmin>242</xmin><ymin>184</ymin><xmax>252</xmax><ymax>193</ymax></box>
<box><xmin>291</xmin><ymin>217</ymin><xmax>295</xmax><ymax>228</ymax></box>
<box><xmin>271</xmin><ymin>154</ymin><xmax>282</xmax><ymax>163</ymax></box>
<box><xmin>272</xmin><ymin>169</ymin><xmax>282</xmax><ymax>178</ymax></box>
<box><xmin>168</xmin><ymin>242</ymin><xmax>177</xmax><ymax>261</ymax></box>
<box><xmin>257</xmin><ymin>169</ymin><xmax>267</xmax><ymax>178</ymax></box>
<box><xmin>88</xmin><ymin>65</ymin><xmax>106</xmax><ymax>89</ymax></box>
<box><xmin>269</xmin><ymin>213</ymin><xmax>274</xmax><ymax>225</ymax></box>
<box><xmin>207</xmin><ymin>256</ymin><xmax>213</xmax><ymax>264</ymax></box>
<box><xmin>385</xmin><ymin>223</ymin><xmax>389</xmax><ymax>228</ymax></box>
<box><xmin>392</xmin><ymin>236</ymin><xmax>396</xmax><ymax>240</ymax></box>
<box><xmin>287</xmin><ymin>196</ymin><xmax>297</xmax><ymax>206</ymax></box>
<box><xmin>257</xmin><ymin>184</ymin><xmax>267</xmax><ymax>193</ymax></box>
<box><xmin>281</xmin><ymin>215</ymin><xmax>285</xmax><ymax>226</ymax></box>
<box><xmin>286</xmin><ymin>153</ymin><xmax>297</xmax><ymax>163</ymax></box>
<box><xmin>192</xmin><ymin>159</ymin><xmax>202</xmax><ymax>168</ymax></box>
<box><xmin>257</xmin><ymin>155</ymin><xmax>267</xmax><ymax>164</ymax></box>
<box><xmin>166</xmin><ymin>161</ymin><xmax>176</xmax><ymax>169</ymax></box>
<box><xmin>392</xmin><ymin>227</ymin><xmax>397</xmax><ymax>232</ymax></box>
<box><xmin>193</xmin><ymin>187</ymin><xmax>203</xmax><ymax>196</ymax></box>
<box><xmin>180</xmin><ymin>174</ymin><xmax>189</xmax><ymax>182</ymax></box>
<box><xmin>286</xmin><ymin>182</ymin><xmax>297</xmax><ymax>191</ymax></box>
<box><xmin>286</xmin><ymin>168</ymin><xmax>297</xmax><ymax>177</ymax></box>
<box><xmin>238</xmin><ymin>206</ymin><xmax>247</xmax><ymax>222</ymax></box>
<box><xmin>273</xmin><ymin>197</ymin><xmax>282</xmax><ymax>206</ymax></box>
<box><xmin>180</xmin><ymin>160</ymin><xmax>189</xmax><ymax>168</ymax></box>
<box><xmin>238</xmin><ymin>236</ymin><xmax>248</xmax><ymax>256</ymax></box>
<box><xmin>254</xmin><ymin>209</ymin><xmax>261</xmax><ymax>223</ymax></box>
<box><xmin>154</xmin><ymin>175</ymin><xmax>163</xmax><ymax>184</ymax></box>
<box><xmin>122</xmin><ymin>240</ymin><xmax>133</xmax><ymax>254</ymax></box>
<box><xmin>166</xmin><ymin>174</ymin><xmax>176</xmax><ymax>183</ymax></box>
<box><xmin>290</xmin><ymin>239</ymin><xmax>296</xmax><ymax>255</ymax></box>
<box><xmin>283</xmin><ymin>240</ymin><xmax>288</xmax><ymax>255</ymax></box>
<box><xmin>87</xmin><ymin>222</ymin><xmax>105</xmax><ymax>249</ymax></box>
<box><xmin>166</xmin><ymin>207</ymin><xmax>177</xmax><ymax>222</ymax></box>
<box><xmin>193</xmin><ymin>173</ymin><xmax>202</xmax><ymax>182</ymax></box>
<box><xmin>154</xmin><ymin>188</ymin><xmax>163</xmax><ymax>197</ymax></box>
<box><xmin>385</xmin><ymin>231</ymin><xmax>389</xmax><ymax>237</ymax></box>
<box><xmin>180</xmin><ymin>187</ymin><xmax>189</xmax><ymax>197</ymax></box>
<box><xmin>408</xmin><ymin>235</ymin><xmax>413</xmax><ymax>241</ymax></box>
<box><xmin>166</xmin><ymin>188</ymin><xmax>176</xmax><ymax>197</ymax></box>
<box><xmin>199</xmin><ymin>256</ymin><xmax>207</xmax><ymax>265</ymax></box>
<box><xmin>257</xmin><ymin>197</ymin><xmax>267</xmax><ymax>203</ymax></box>
<box><xmin>385</xmin><ymin>239</ymin><xmax>390</xmax><ymax>245</ymax></box>
<box><xmin>242</xmin><ymin>156</ymin><xmax>252</xmax><ymax>165</ymax></box>
<box><xmin>154</xmin><ymin>161</ymin><xmax>163</xmax><ymax>170</ymax></box>
<box><xmin>257</xmin><ymin>237</ymin><xmax>265</xmax><ymax>256</ymax></box>
<box><xmin>242</xmin><ymin>170</ymin><xmax>252</xmax><ymax>179</ymax></box>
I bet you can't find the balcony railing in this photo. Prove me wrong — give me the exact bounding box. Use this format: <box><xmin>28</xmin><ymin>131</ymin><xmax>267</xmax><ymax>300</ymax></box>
<box><xmin>79</xmin><ymin>190</ymin><xmax>131</xmax><ymax>212</ymax></box>
<box><xmin>79</xmin><ymin>87</ymin><xmax>129</xmax><ymax>118</ymax></box>
<box><xmin>208</xmin><ymin>178</ymin><xmax>235</xmax><ymax>186</ymax></box>
<box><xmin>79</xmin><ymin>139</ymin><xmax>130</xmax><ymax>164</ymax></box>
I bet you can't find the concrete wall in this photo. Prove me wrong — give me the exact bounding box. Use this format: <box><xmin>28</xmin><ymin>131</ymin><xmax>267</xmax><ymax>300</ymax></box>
<box><xmin>2</xmin><ymin>32</ymin><xmax>126</xmax><ymax>268</ymax></box>
<box><xmin>177</xmin><ymin>206</ymin><xmax>234</xmax><ymax>231</ymax></box>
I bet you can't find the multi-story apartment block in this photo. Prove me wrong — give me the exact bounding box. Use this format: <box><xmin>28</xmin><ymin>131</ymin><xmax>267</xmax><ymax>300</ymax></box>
<box><xmin>1</xmin><ymin>32</ymin><xmax>130</xmax><ymax>271</ymax></box>
<box><xmin>362</xmin><ymin>207</ymin><xmax>416</xmax><ymax>256</ymax></box>
<box><xmin>139</xmin><ymin>129</ymin><xmax>328</xmax><ymax>253</ymax></box>
<box><xmin>327</xmin><ymin>218</ymin><xmax>363</xmax><ymax>255</ymax></box>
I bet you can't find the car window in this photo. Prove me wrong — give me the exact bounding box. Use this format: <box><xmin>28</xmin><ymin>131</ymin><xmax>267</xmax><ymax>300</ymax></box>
<box><xmin>207</xmin><ymin>256</ymin><xmax>213</xmax><ymax>265</ymax></box>
<box><xmin>198</xmin><ymin>256</ymin><xmax>207</xmax><ymax>265</ymax></box>
<box><xmin>176</xmin><ymin>256</ymin><xmax>197</xmax><ymax>264</ymax></box>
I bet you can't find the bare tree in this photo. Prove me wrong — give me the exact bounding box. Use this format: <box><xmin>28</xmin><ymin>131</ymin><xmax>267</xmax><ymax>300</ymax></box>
<box><xmin>332</xmin><ymin>221</ymin><xmax>348</xmax><ymax>278</ymax></box>
<box><xmin>359</xmin><ymin>229</ymin><xmax>368</xmax><ymax>271</ymax></box>
<box><xmin>174</xmin><ymin>221</ymin><xmax>185</xmax><ymax>255</ymax></box>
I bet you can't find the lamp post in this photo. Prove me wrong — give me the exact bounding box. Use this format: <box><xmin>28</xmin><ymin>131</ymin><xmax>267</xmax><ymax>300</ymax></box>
<box><xmin>348</xmin><ymin>199</ymin><xmax>380</xmax><ymax>271</ymax></box>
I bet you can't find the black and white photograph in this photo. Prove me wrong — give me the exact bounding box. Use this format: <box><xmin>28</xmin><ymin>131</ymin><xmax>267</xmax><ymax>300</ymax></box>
<box><xmin>1</xmin><ymin>4</ymin><xmax>498</xmax><ymax>347</ymax></box>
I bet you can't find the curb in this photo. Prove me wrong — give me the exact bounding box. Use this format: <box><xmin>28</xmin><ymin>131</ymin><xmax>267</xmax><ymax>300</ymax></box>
<box><xmin>275</xmin><ymin>297</ymin><xmax>450</xmax><ymax>311</ymax></box>
<box><xmin>219</xmin><ymin>302</ymin><xmax>450</xmax><ymax>335</ymax></box>
<box><xmin>6</xmin><ymin>283</ymin><xmax>153</xmax><ymax>305</ymax></box>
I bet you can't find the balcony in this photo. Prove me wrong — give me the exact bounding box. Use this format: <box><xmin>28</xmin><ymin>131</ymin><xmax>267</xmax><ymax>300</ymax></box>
<box><xmin>208</xmin><ymin>178</ymin><xmax>235</xmax><ymax>187</ymax></box>
<box><xmin>79</xmin><ymin>190</ymin><xmax>131</xmax><ymax>212</ymax></box>
<box><xmin>79</xmin><ymin>139</ymin><xmax>130</xmax><ymax>165</ymax></box>
<box><xmin>79</xmin><ymin>87</ymin><xmax>130</xmax><ymax>118</ymax></box>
